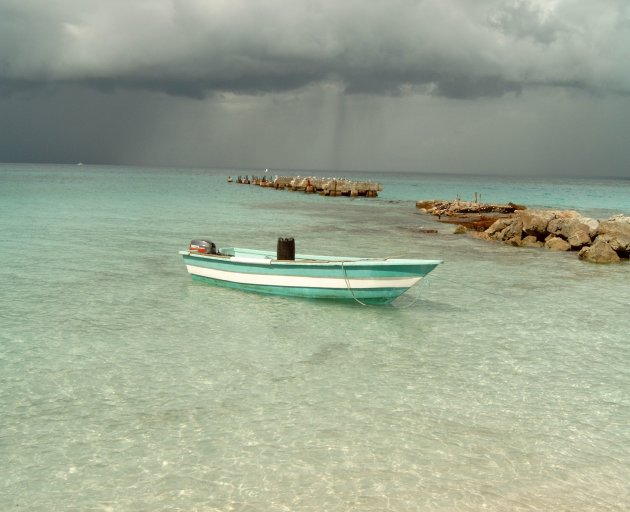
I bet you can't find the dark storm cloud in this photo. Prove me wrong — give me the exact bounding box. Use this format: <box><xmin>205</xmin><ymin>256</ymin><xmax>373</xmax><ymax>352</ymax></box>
<box><xmin>2</xmin><ymin>0</ymin><xmax>630</xmax><ymax>178</ymax></box>
<box><xmin>489</xmin><ymin>0</ymin><xmax>561</xmax><ymax>44</ymax></box>
<box><xmin>1</xmin><ymin>0</ymin><xmax>629</xmax><ymax>100</ymax></box>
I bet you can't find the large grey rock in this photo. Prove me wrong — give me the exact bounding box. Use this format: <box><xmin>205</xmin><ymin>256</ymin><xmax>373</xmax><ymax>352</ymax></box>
<box><xmin>486</xmin><ymin>217</ymin><xmax>513</xmax><ymax>237</ymax></box>
<box><xmin>518</xmin><ymin>210</ymin><xmax>555</xmax><ymax>237</ymax></box>
<box><xmin>545</xmin><ymin>236</ymin><xmax>571</xmax><ymax>251</ymax></box>
<box><xmin>578</xmin><ymin>238</ymin><xmax>621</xmax><ymax>263</ymax></box>
<box><xmin>547</xmin><ymin>217</ymin><xmax>593</xmax><ymax>248</ymax></box>
<box><xmin>520</xmin><ymin>235</ymin><xmax>544</xmax><ymax>248</ymax></box>
<box><xmin>501</xmin><ymin>217</ymin><xmax>523</xmax><ymax>244</ymax></box>
<box><xmin>565</xmin><ymin>225</ymin><xmax>592</xmax><ymax>248</ymax></box>
<box><xmin>581</xmin><ymin>217</ymin><xmax>600</xmax><ymax>237</ymax></box>
<box><xmin>597</xmin><ymin>219</ymin><xmax>630</xmax><ymax>253</ymax></box>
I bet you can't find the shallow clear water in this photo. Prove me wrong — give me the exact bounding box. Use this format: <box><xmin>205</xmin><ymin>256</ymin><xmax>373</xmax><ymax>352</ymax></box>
<box><xmin>1</xmin><ymin>164</ymin><xmax>629</xmax><ymax>511</ymax></box>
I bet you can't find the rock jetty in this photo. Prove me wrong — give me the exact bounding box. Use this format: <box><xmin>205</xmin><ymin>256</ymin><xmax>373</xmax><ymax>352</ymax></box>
<box><xmin>416</xmin><ymin>199</ymin><xmax>630</xmax><ymax>264</ymax></box>
<box><xmin>416</xmin><ymin>199</ymin><xmax>526</xmax><ymax>216</ymax></box>
<box><xmin>416</xmin><ymin>199</ymin><xmax>526</xmax><ymax>231</ymax></box>
<box><xmin>233</xmin><ymin>175</ymin><xmax>382</xmax><ymax>197</ymax></box>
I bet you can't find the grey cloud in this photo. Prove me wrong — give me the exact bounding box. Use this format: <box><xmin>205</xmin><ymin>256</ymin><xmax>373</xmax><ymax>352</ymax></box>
<box><xmin>489</xmin><ymin>0</ymin><xmax>562</xmax><ymax>44</ymax></box>
<box><xmin>1</xmin><ymin>0</ymin><xmax>629</xmax><ymax>100</ymax></box>
<box><xmin>2</xmin><ymin>0</ymin><xmax>630</xmax><ymax>179</ymax></box>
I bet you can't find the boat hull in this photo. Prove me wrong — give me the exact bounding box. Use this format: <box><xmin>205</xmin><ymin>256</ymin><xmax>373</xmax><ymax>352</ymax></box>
<box><xmin>189</xmin><ymin>274</ymin><xmax>410</xmax><ymax>304</ymax></box>
<box><xmin>180</xmin><ymin>248</ymin><xmax>441</xmax><ymax>304</ymax></box>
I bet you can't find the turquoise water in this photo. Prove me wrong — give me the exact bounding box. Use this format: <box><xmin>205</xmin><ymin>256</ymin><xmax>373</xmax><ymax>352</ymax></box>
<box><xmin>1</xmin><ymin>164</ymin><xmax>629</xmax><ymax>511</ymax></box>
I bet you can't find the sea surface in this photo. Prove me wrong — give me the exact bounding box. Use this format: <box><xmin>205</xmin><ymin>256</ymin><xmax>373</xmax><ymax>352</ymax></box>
<box><xmin>1</xmin><ymin>164</ymin><xmax>629</xmax><ymax>511</ymax></box>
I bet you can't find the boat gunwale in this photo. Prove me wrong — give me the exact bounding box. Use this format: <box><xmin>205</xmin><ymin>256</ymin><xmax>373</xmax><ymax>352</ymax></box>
<box><xmin>179</xmin><ymin>247</ymin><xmax>443</xmax><ymax>267</ymax></box>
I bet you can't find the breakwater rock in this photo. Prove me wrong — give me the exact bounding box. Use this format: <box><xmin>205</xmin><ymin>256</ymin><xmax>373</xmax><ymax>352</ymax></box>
<box><xmin>480</xmin><ymin>210</ymin><xmax>630</xmax><ymax>263</ymax></box>
<box><xmin>416</xmin><ymin>199</ymin><xmax>630</xmax><ymax>263</ymax></box>
<box><xmin>234</xmin><ymin>175</ymin><xmax>382</xmax><ymax>197</ymax></box>
<box><xmin>416</xmin><ymin>199</ymin><xmax>525</xmax><ymax>231</ymax></box>
<box><xmin>416</xmin><ymin>199</ymin><xmax>526</xmax><ymax>216</ymax></box>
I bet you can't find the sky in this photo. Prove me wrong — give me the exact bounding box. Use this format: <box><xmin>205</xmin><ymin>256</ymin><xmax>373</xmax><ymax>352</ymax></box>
<box><xmin>1</xmin><ymin>0</ymin><xmax>630</xmax><ymax>177</ymax></box>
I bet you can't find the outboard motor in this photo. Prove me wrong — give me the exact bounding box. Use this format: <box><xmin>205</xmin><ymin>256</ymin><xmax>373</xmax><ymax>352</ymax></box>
<box><xmin>189</xmin><ymin>240</ymin><xmax>218</xmax><ymax>255</ymax></box>
<box><xmin>277</xmin><ymin>237</ymin><xmax>295</xmax><ymax>260</ymax></box>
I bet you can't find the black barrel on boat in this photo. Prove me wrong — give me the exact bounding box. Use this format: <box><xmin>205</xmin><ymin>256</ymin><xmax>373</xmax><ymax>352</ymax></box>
<box><xmin>277</xmin><ymin>237</ymin><xmax>295</xmax><ymax>260</ymax></box>
<box><xmin>190</xmin><ymin>239</ymin><xmax>217</xmax><ymax>255</ymax></box>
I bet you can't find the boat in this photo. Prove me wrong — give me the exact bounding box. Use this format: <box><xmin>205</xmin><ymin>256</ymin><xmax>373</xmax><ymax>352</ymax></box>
<box><xmin>180</xmin><ymin>238</ymin><xmax>442</xmax><ymax>304</ymax></box>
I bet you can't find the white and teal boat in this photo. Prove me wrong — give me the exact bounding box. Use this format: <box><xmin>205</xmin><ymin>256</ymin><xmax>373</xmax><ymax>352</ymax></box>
<box><xmin>180</xmin><ymin>239</ymin><xmax>442</xmax><ymax>305</ymax></box>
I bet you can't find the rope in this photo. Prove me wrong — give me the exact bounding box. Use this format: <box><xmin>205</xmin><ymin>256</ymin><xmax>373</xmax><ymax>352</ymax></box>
<box><xmin>340</xmin><ymin>260</ymin><xmax>369</xmax><ymax>306</ymax></box>
<box><xmin>341</xmin><ymin>259</ymin><xmax>432</xmax><ymax>308</ymax></box>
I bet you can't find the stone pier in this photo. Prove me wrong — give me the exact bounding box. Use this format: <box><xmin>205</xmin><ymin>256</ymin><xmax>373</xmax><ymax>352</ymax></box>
<box><xmin>233</xmin><ymin>175</ymin><xmax>383</xmax><ymax>197</ymax></box>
